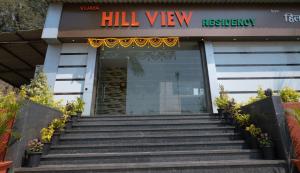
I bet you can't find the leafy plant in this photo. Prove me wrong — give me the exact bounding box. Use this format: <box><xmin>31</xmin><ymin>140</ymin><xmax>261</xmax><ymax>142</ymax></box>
<box><xmin>40</xmin><ymin>127</ymin><xmax>54</xmax><ymax>143</ymax></box>
<box><xmin>27</xmin><ymin>138</ymin><xmax>43</xmax><ymax>153</ymax></box>
<box><xmin>74</xmin><ymin>97</ymin><xmax>85</xmax><ymax>113</ymax></box>
<box><xmin>235</xmin><ymin>113</ymin><xmax>251</xmax><ymax>127</ymax></box>
<box><xmin>0</xmin><ymin>89</ymin><xmax>23</xmax><ymax>160</ymax></box>
<box><xmin>20</xmin><ymin>70</ymin><xmax>64</xmax><ymax>111</ymax></box>
<box><xmin>258</xmin><ymin>133</ymin><xmax>273</xmax><ymax>147</ymax></box>
<box><xmin>246</xmin><ymin>124</ymin><xmax>262</xmax><ymax>138</ymax></box>
<box><xmin>246</xmin><ymin>86</ymin><xmax>267</xmax><ymax>105</ymax></box>
<box><xmin>49</xmin><ymin>118</ymin><xmax>65</xmax><ymax>131</ymax></box>
<box><xmin>214</xmin><ymin>85</ymin><xmax>230</xmax><ymax>109</ymax></box>
<box><xmin>280</xmin><ymin>87</ymin><xmax>300</xmax><ymax>103</ymax></box>
<box><xmin>65</xmin><ymin>101</ymin><xmax>76</xmax><ymax>116</ymax></box>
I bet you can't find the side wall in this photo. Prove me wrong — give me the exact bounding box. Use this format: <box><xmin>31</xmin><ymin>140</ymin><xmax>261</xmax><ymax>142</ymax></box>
<box><xmin>44</xmin><ymin>43</ymin><xmax>97</xmax><ymax>116</ymax></box>
<box><xmin>209</xmin><ymin>41</ymin><xmax>300</xmax><ymax>103</ymax></box>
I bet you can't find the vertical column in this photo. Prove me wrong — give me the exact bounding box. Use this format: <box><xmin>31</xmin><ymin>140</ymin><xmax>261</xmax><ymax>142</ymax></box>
<box><xmin>43</xmin><ymin>44</ymin><xmax>62</xmax><ymax>91</ymax></box>
<box><xmin>204</xmin><ymin>42</ymin><xmax>219</xmax><ymax>113</ymax></box>
<box><xmin>82</xmin><ymin>47</ymin><xmax>97</xmax><ymax>116</ymax></box>
<box><xmin>42</xmin><ymin>3</ymin><xmax>63</xmax><ymax>44</ymax></box>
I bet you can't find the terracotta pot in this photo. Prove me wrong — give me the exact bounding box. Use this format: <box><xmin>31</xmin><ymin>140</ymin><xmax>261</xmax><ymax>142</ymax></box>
<box><xmin>0</xmin><ymin>111</ymin><xmax>15</xmax><ymax>161</ymax></box>
<box><xmin>0</xmin><ymin>161</ymin><xmax>12</xmax><ymax>173</ymax></box>
<box><xmin>286</xmin><ymin>115</ymin><xmax>300</xmax><ymax>159</ymax></box>
<box><xmin>292</xmin><ymin>159</ymin><xmax>300</xmax><ymax>172</ymax></box>
<box><xmin>282</xmin><ymin>102</ymin><xmax>300</xmax><ymax>110</ymax></box>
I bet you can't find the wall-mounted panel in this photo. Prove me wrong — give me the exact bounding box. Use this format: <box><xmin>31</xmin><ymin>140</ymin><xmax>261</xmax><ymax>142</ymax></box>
<box><xmin>54</xmin><ymin>80</ymin><xmax>84</xmax><ymax>93</ymax></box>
<box><xmin>212</xmin><ymin>41</ymin><xmax>300</xmax><ymax>103</ymax></box>
<box><xmin>54</xmin><ymin>95</ymin><xmax>82</xmax><ymax>105</ymax></box>
<box><xmin>61</xmin><ymin>43</ymin><xmax>88</xmax><ymax>53</ymax></box>
<box><xmin>59</xmin><ymin>55</ymin><xmax>87</xmax><ymax>66</ymax></box>
<box><xmin>56</xmin><ymin>67</ymin><xmax>86</xmax><ymax>79</ymax></box>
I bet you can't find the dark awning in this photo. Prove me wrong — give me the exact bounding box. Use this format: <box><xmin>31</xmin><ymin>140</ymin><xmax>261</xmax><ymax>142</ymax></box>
<box><xmin>48</xmin><ymin>0</ymin><xmax>300</xmax><ymax>3</ymax></box>
<box><xmin>0</xmin><ymin>29</ymin><xmax>47</xmax><ymax>87</ymax></box>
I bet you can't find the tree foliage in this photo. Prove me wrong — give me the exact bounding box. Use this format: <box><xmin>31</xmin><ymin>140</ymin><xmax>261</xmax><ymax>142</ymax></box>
<box><xmin>0</xmin><ymin>0</ymin><xmax>48</xmax><ymax>32</ymax></box>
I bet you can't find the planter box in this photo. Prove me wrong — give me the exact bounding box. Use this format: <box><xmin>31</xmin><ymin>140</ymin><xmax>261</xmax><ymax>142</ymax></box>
<box><xmin>0</xmin><ymin>117</ymin><xmax>14</xmax><ymax>161</ymax></box>
<box><xmin>0</xmin><ymin>161</ymin><xmax>12</xmax><ymax>173</ymax></box>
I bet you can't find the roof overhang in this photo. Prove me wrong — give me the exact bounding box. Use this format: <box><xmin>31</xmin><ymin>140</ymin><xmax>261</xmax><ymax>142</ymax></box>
<box><xmin>48</xmin><ymin>0</ymin><xmax>300</xmax><ymax>3</ymax></box>
<box><xmin>0</xmin><ymin>29</ymin><xmax>47</xmax><ymax>87</ymax></box>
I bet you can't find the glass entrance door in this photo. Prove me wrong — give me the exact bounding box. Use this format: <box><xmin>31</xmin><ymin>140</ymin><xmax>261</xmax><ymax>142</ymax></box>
<box><xmin>95</xmin><ymin>41</ymin><xmax>208</xmax><ymax>115</ymax></box>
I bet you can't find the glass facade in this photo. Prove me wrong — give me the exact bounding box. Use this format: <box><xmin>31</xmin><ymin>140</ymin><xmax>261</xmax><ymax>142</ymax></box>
<box><xmin>95</xmin><ymin>41</ymin><xmax>207</xmax><ymax>115</ymax></box>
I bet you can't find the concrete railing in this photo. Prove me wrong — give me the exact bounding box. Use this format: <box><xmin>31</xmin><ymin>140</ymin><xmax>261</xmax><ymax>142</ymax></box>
<box><xmin>5</xmin><ymin>100</ymin><xmax>62</xmax><ymax>168</ymax></box>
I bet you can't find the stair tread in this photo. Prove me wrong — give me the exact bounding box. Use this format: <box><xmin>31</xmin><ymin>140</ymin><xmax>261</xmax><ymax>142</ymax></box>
<box><xmin>65</xmin><ymin>126</ymin><xmax>235</xmax><ymax>133</ymax></box>
<box><xmin>42</xmin><ymin>149</ymin><xmax>260</xmax><ymax>158</ymax></box>
<box><xmin>84</xmin><ymin>113</ymin><xmax>210</xmax><ymax>118</ymax></box>
<box><xmin>15</xmin><ymin>160</ymin><xmax>286</xmax><ymax>172</ymax></box>
<box><xmin>51</xmin><ymin>140</ymin><xmax>246</xmax><ymax>149</ymax></box>
<box><xmin>78</xmin><ymin>117</ymin><xmax>215</xmax><ymax>121</ymax></box>
<box><xmin>60</xmin><ymin>132</ymin><xmax>239</xmax><ymax>139</ymax></box>
<box><xmin>73</xmin><ymin>121</ymin><xmax>227</xmax><ymax>126</ymax></box>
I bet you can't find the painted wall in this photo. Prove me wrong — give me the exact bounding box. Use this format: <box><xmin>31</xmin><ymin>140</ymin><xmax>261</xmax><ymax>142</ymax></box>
<box><xmin>44</xmin><ymin>43</ymin><xmax>97</xmax><ymax>116</ymax></box>
<box><xmin>211</xmin><ymin>41</ymin><xmax>300</xmax><ymax>104</ymax></box>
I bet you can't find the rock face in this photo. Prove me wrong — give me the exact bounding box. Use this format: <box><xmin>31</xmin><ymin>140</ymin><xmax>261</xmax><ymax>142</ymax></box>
<box><xmin>0</xmin><ymin>0</ymin><xmax>48</xmax><ymax>32</ymax></box>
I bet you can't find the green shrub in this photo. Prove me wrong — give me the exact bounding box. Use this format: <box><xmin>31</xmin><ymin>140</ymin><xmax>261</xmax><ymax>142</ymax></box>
<box><xmin>20</xmin><ymin>70</ymin><xmax>64</xmax><ymax>111</ymax></box>
<box><xmin>235</xmin><ymin>113</ymin><xmax>251</xmax><ymax>127</ymax></box>
<box><xmin>74</xmin><ymin>97</ymin><xmax>85</xmax><ymax>113</ymax></box>
<box><xmin>246</xmin><ymin>124</ymin><xmax>262</xmax><ymax>138</ymax></box>
<box><xmin>246</xmin><ymin>87</ymin><xmax>267</xmax><ymax>105</ymax></box>
<box><xmin>214</xmin><ymin>85</ymin><xmax>230</xmax><ymax>109</ymax></box>
<box><xmin>279</xmin><ymin>87</ymin><xmax>300</xmax><ymax>102</ymax></box>
<box><xmin>40</xmin><ymin>127</ymin><xmax>54</xmax><ymax>143</ymax></box>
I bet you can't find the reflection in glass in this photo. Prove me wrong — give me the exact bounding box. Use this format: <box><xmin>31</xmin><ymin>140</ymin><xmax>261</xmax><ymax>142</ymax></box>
<box><xmin>95</xmin><ymin>42</ymin><xmax>207</xmax><ymax>115</ymax></box>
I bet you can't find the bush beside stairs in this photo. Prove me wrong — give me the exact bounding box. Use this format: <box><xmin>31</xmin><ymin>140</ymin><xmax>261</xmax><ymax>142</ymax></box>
<box><xmin>15</xmin><ymin>113</ymin><xmax>287</xmax><ymax>173</ymax></box>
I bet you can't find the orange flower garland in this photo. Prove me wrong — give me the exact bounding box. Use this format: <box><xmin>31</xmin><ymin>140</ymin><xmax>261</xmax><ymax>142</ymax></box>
<box><xmin>88</xmin><ymin>37</ymin><xmax>179</xmax><ymax>48</ymax></box>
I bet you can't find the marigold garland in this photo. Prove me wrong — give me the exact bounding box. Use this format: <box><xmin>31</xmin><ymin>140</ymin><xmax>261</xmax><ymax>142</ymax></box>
<box><xmin>88</xmin><ymin>37</ymin><xmax>179</xmax><ymax>48</ymax></box>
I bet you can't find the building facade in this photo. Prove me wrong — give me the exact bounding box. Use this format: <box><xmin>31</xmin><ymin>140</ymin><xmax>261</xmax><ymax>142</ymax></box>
<box><xmin>43</xmin><ymin>0</ymin><xmax>300</xmax><ymax>116</ymax></box>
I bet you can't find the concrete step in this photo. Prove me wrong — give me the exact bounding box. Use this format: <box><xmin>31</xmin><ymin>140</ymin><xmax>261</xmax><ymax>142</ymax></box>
<box><xmin>74</xmin><ymin>119</ymin><xmax>223</xmax><ymax>126</ymax></box>
<box><xmin>64</xmin><ymin>126</ymin><xmax>235</xmax><ymax>134</ymax></box>
<box><xmin>49</xmin><ymin>140</ymin><xmax>247</xmax><ymax>154</ymax></box>
<box><xmin>78</xmin><ymin>115</ymin><xmax>215</xmax><ymax>121</ymax></box>
<box><xmin>40</xmin><ymin>149</ymin><xmax>262</xmax><ymax>165</ymax></box>
<box><xmin>58</xmin><ymin>133</ymin><xmax>241</xmax><ymax>145</ymax></box>
<box><xmin>72</xmin><ymin>122</ymin><xmax>229</xmax><ymax>130</ymax></box>
<box><xmin>89</xmin><ymin>113</ymin><xmax>211</xmax><ymax>118</ymax></box>
<box><xmin>15</xmin><ymin>160</ymin><xmax>287</xmax><ymax>173</ymax></box>
<box><xmin>62</xmin><ymin>128</ymin><xmax>236</xmax><ymax>138</ymax></box>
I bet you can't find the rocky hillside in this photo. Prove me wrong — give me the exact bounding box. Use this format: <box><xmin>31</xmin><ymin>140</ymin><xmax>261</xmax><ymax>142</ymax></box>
<box><xmin>0</xmin><ymin>0</ymin><xmax>48</xmax><ymax>32</ymax></box>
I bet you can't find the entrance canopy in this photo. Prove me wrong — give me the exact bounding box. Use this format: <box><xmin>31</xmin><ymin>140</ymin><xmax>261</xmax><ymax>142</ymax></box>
<box><xmin>0</xmin><ymin>29</ymin><xmax>47</xmax><ymax>87</ymax></box>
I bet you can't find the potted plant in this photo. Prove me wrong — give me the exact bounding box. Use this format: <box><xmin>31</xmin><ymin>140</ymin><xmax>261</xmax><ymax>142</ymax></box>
<box><xmin>286</xmin><ymin>108</ymin><xmax>300</xmax><ymax>171</ymax></box>
<box><xmin>214</xmin><ymin>85</ymin><xmax>229</xmax><ymax>119</ymax></box>
<box><xmin>49</xmin><ymin>118</ymin><xmax>64</xmax><ymax>145</ymax></box>
<box><xmin>235</xmin><ymin>113</ymin><xmax>251</xmax><ymax>137</ymax></box>
<box><xmin>26</xmin><ymin>139</ymin><xmax>43</xmax><ymax>167</ymax></box>
<box><xmin>245</xmin><ymin>124</ymin><xmax>262</xmax><ymax>149</ymax></box>
<box><xmin>258</xmin><ymin>133</ymin><xmax>274</xmax><ymax>159</ymax></box>
<box><xmin>65</xmin><ymin>102</ymin><xmax>78</xmax><ymax>123</ymax></box>
<box><xmin>224</xmin><ymin>99</ymin><xmax>239</xmax><ymax>125</ymax></box>
<box><xmin>63</xmin><ymin>114</ymin><xmax>72</xmax><ymax>129</ymax></box>
<box><xmin>40</xmin><ymin>127</ymin><xmax>54</xmax><ymax>155</ymax></box>
<box><xmin>0</xmin><ymin>90</ymin><xmax>22</xmax><ymax>173</ymax></box>
<box><xmin>74</xmin><ymin>97</ymin><xmax>85</xmax><ymax>117</ymax></box>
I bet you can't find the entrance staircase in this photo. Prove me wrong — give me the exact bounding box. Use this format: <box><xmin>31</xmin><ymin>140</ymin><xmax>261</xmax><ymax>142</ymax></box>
<box><xmin>15</xmin><ymin>113</ymin><xmax>287</xmax><ymax>173</ymax></box>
